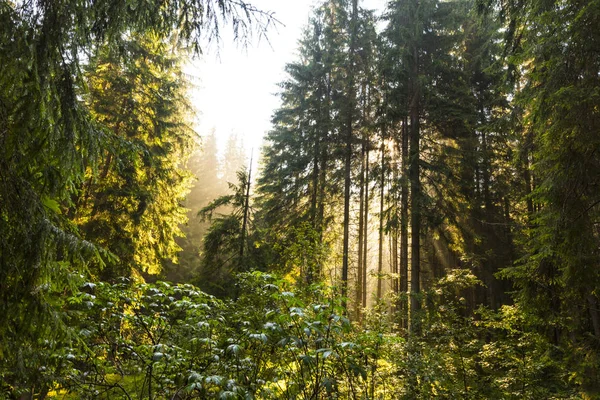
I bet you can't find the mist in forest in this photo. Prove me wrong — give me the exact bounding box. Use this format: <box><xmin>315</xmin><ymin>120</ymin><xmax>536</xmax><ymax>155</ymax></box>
<box><xmin>163</xmin><ymin>130</ymin><xmax>248</xmax><ymax>283</ymax></box>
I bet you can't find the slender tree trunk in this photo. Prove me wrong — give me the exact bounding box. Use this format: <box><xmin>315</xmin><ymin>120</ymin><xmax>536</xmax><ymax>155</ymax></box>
<box><xmin>409</xmin><ymin>40</ymin><xmax>421</xmax><ymax>333</ymax></box>
<box><xmin>400</xmin><ymin>117</ymin><xmax>409</xmax><ymax>329</ymax></box>
<box><xmin>341</xmin><ymin>0</ymin><xmax>359</xmax><ymax>305</ymax></box>
<box><xmin>240</xmin><ymin>152</ymin><xmax>253</xmax><ymax>264</ymax></box>
<box><xmin>391</xmin><ymin>148</ymin><xmax>399</xmax><ymax>303</ymax></box>
<box><xmin>392</xmin><ymin>225</ymin><xmax>398</xmax><ymax>293</ymax></box>
<box><xmin>310</xmin><ymin>134</ymin><xmax>320</xmax><ymax>226</ymax></box>
<box><xmin>341</xmin><ymin>98</ymin><xmax>352</xmax><ymax>302</ymax></box>
<box><xmin>308</xmin><ymin>131</ymin><xmax>321</xmax><ymax>283</ymax></box>
<box><xmin>377</xmin><ymin>130</ymin><xmax>385</xmax><ymax>300</ymax></box>
<box><xmin>356</xmin><ymin>140</ymin><xmax>365</xmax><ymax>319</ymax></box>
<box><xmin>316</xmin><ymin>73</ymin><xmax>331</xmax><ymax>256</ymax></box>
<box><xmin>363</xmin><ymin>147</ymin><xmax>370</xmax><ymax>307</ymax></box>
<box><xmin>356</xmin><ymin>79</ymin><xmax>370</xmax><ymax>319</ymax></box>
<box><xmin>318</xmin><ymin>147</ymin><xmax>328</xmax><ymax>243</ymax></box>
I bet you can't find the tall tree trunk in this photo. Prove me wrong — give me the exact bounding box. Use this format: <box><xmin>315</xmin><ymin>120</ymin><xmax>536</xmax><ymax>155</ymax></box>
<box><xmin>310</xmin><ymin>130</ymin><xmax>321</xmax><ymax>226</ymax></box>
<box><xmin>409</xmin><ymin>40</ymin><xmax>421</xmax><ymax>333</ymax></box>
<box><xmin>356</xmin><ymin>140</ymin><xmax>366</xmax><ymax>319</ymax></box>
<box><xmin>315</xmin><ymin>67</ymin><xmax>331</xmax><ymax>279</ymax></box>
<box><xmin>363</xmin><ymin>147</ymin><xmax>370</xmax><ymax>307</ymax></box>
<box><xmin>314</xmin><ymin>81</ymin><xmax>331</xmax><ymax>280</ymax></box>
<box><xmin>308</xmin><ymin>127</ymin><xmax>321</xmax><ymax>284</ymax></box>
<box><xmin>391</xmin><ymin>145</ymin><xmax>399</xmax><ymax>303</ymax></box>
<box><xmin>377</xmin><ymin>130</ymin><xmax>386</xmax><ymax>300</ymax></box>
<box><xmin>356</xmin><ymin>79</ymin><xmax>369</xmax><ymax>320</ymax></box>
<box><xmin>341</xmin><ymin>86</ymin><xmax>352</xmax><ymax>303</ymax></box>
<box><xmin>391</xmin><ymin>227</ymin><xmax>398</xmax><ymax>292</ymax></box>
<box><xmin>341</xmin><ymin>0</ymin><xmax>359</xmax><ymax>306</ymax></box>
<box><xmin>400</xmin><ymin>117</ymin><xmax>409</xmax><ymax>329</ymax></box>
<box><xmin>240</xmin><ymin>152</ymin><xmax>253</xmax><ymax>264</ymax></box>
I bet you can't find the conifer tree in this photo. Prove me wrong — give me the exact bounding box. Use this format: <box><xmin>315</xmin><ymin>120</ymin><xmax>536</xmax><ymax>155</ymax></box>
<box><xmin>197</xmin><ymin>168</ymin><xmax>255</xmax><ymax>296</ymax></box>
<box><xmin>73</xmin><ymin>33</ymin><xmax>194</xmax><ymax>281</ymax></box>
<box><xmin>257</xmin><ymin>1</ymin><xmax>378</xmax><ymax>297</ymax></box>
<box><xmin>256</xmin><ymin>4</ymin><xmax>343</xmax><ymax>281</ymax></box>
<box><xmin>487</xmin><ymin>0</ymin><xmax>600</xmax><ymax>386</ymax></box>
<box><xmin>164</xmin><ymin>130</ymin><xmax>222</xmax><ymax>282</ymax></box>
<box><xmin>383</xmin><ymin>0</ymin><xmax>436</xmax><ymax>331</ymax></box>
<box><xmin>382</xmin><ymin>0</ymin><xmax>513</xmax><ymax>324</ymax></box>
<box><xmin>0</xmin><ymin>0</ymin><xmax>276</xmax><ymax>381</ymax></box>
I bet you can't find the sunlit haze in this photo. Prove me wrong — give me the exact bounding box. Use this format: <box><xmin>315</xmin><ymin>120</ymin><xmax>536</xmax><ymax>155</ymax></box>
<box><xmin>188</xmin><ymin>0</ymin><xmax>384</xmax><ymax>166</ymax></box>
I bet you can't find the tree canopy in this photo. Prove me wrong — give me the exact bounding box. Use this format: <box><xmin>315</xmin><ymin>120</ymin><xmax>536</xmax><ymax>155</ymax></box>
<box><xmin>1</xmin><ymin>0</ymin><xmax>599</xmax><ymax>397</ymax></box>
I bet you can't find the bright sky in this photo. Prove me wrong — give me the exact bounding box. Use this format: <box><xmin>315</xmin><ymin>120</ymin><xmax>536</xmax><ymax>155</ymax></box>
<box><xmin>188</xmin><ymin>0</ymin><xmax>385</xmax><ymax>163</ymax></box>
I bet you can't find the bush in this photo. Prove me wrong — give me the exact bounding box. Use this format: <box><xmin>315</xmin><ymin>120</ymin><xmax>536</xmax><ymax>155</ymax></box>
<box><xmin>2</xmin><ymin>270</ymin><xmax>583</xmax><ymax>399</ymax></box>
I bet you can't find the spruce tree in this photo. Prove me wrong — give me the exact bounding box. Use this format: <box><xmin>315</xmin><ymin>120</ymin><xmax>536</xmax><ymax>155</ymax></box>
<box><xmin>74</xmin><ymin>33</ymin><xmax>194</xmax><ymax>281</ymax></box>
<box><xmin>489</xmin><ymin>0</ymin><xmax>600</xmax><ymax>387</ymax></box>
<box><xmin>0</xmin><ymin>0</ymin><xmax>276</xmax><ymax>383</ymax></box>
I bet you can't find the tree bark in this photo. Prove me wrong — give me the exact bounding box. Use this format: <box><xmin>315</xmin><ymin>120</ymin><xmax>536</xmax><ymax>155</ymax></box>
<box><xmin>356</xmin><ymin>140</ymin><xmax>365</xmax><ymax>319</ymax></box>
<box><xmin>341</xmin><ymin>0</ymin><xmax>359</xmax><ymax>306</ymax></box>
<box><xmin>363</xmin><ymin>147</ymin><xmax>370</xmax><ymax>308</ymax></box>
<box><xmin>239</xmin><ymin>152</ymin><xmax>253</xmax><ymax>264</ymax></box>
<box><xmin>400</xmin><ymin>117</ymin><xmax>409</xmax><ymax>329</ymax></box>
<box><xmin>377</xmin><ymin>130</ymin><xmax>386</xmax><ymax>300</ymax></box>
<box><xmin>409</xmin><ymin>38</ymin><xmax>421</xmax><ymax>333</ymax></box>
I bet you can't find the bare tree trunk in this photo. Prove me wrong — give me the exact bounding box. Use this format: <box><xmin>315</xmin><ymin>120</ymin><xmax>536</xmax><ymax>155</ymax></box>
<box><xmin>363</xmin><ymin>147</ymin><xmax>370</xmax><ymax>308</ymax></box>
<box><xmin>341</xmin><ymin>0</ymin><xmax>359</xmax><ymax>307</ymax></box>
<box><xmin>308</xmin><ymin>131</ymin><xmax>321</xmax><ymax>284</ymax></box>
<box><xmin>588</xmin><ymin>294</ymin><xmax>600</xmax><ymax>339</ymax></box>
<box><xmin>239</xmin><ymin>152</ymin><xmax>253</xmax><ymax>264</ymax></box>
<box><xmin>356</xmin><ymin>140</ymin><xmax>366</xmax><ymax>319</ymax></box>
<box><xmin>391</xmin><ymin>149</ymin><xmax>399</xmax><ymax>303</ymax></box>
<box><xmin>316</xmin><ymin>72</ymin><xmax>331</xmax><ymax>272</ymax></box>
<box><xmin>400</xmin><ymin>117</ymin><xmax>409</xmax><ymax>329</ymax></box>
<box><xmin>377</xmin><ymin>130</ymin><xmax>386</xmax><ymax>300</ymax></box>
<box><xmin>409</xmin><ymin>40</ymin><xmax>421</xmax><ymax>333</ymax></box>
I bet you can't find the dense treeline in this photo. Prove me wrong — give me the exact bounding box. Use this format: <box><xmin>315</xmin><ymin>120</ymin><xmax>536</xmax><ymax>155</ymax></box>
<box><xmin>0</xmin><ymin>0</ymin><xmax>598</xmax><ymax>398</ymax></box>
<box><xmin>254</xmin><ymin>0</ymin><xmax>600</xmax><ymax>394</ymax></box>
<box><xmin>258</xmin><ymin>0</ymin><xmax>512</xmax><ymax>317</ymax></box>
<box><xmin>0</xmin><ymin>0</ymin><xmax>274</xmax><ymax>396</ymax></box>
<box><xmin>163</xmin><ymin>131</ymin><xmax>248</xmax><ymax>285</ymax></box>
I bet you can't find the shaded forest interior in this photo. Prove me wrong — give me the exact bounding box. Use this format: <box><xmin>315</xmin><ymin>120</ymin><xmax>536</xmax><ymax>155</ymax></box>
<box><xmin>0</xmin><ymin>0</ymin><xmax>599</xmax><ymax>398</ymax></box>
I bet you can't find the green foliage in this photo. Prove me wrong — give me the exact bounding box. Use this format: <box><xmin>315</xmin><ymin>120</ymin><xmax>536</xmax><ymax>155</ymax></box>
<box><xmin>3</xmin><ymin>0</ymin><xmax>600</xmax><ymax>397</ymax></box>
<box><xmin>0</xmin><ymin>0</ymin><xmax>277</xmax><ymax>393</ymax></box>
<box><xmin>485</xmin><ymin>0</ymin><xmax>600</xmax><ymax>391</ymax></box>
<box><xmin>271</xmin><ymin>222</ymin><xmax>331</xmax><ymax>284</ymax></box>
<box><xmin>393</xmin><ymin>270</ymin><xmax>579</xmax><ymax>399</ymax></box>
<box><xmin>256</xmin><ymin>0</ymin><xmax>379</xmax><ymax>284</ymax></box>
<box><xmin>74</xmin><ymin>32</ymin><xmax>194</xmax><ymax>280</ymax></box>
<box><xmin>2</xmin><ymin>270</ymin><xmax>586</xmax><ymax>399</ymax></box>
<box><xmin>2</xmin><ymin>273</ymin><xmax>382</xmax><ymax>399</ymax></box>
<box><xmin>196</xmin><ymin>169</ymin><xmax>262</xmax><ymax>296</ymax></box>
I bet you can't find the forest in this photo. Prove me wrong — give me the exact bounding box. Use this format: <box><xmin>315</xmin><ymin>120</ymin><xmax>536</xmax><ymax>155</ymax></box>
<box><xmin>0</xmin><ymin>0</ymin><xmax>599</xmax><ymax>398</ymax></box>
